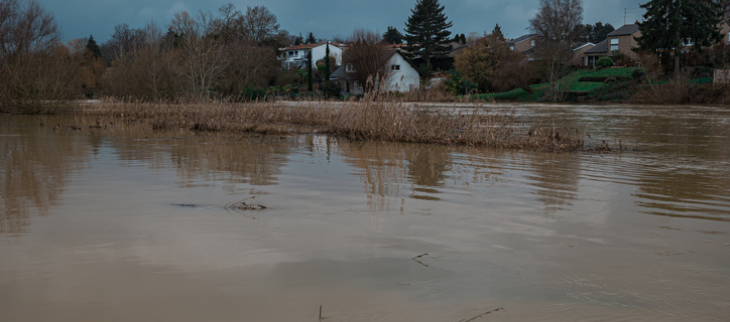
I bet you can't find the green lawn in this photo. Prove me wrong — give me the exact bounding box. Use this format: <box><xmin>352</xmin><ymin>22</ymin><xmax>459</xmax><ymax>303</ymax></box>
<box><xmin>472</xmin><ymin>67</ymin><xmax>640</xmax><ymax>101</ymax></box>
<box><xmin>472</xmin><ymin>83</ymin><xmax>549</xmax><ymax>101</ymax></box>
<box><xmin>557</xmin><ymin>67</ymin><xmax>638</xmax><ymax>92</ymax></box>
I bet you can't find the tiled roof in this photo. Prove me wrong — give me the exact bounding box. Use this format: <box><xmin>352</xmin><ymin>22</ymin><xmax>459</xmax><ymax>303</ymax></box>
<box><xmin>607</xmin><ymin>24</ymin><xmax>639</xmax><ymax>37</ymax></box>
<box><xmin>281</xmin><ymin>42</ymin><xmax>344</xmax><ymax>51</ymax></box>
<box><xmin>584</xmin><ymin>39</ymin><xmax>608</xmax><ymax>54</ymax></box>
<box><xmin>507</xmin><ymin>34</ymin><xmax>537</xmax><ymax>45</ymax></box>
<box><xmin>572</xmin><ymin>42</ymin><xmax>594</xmax><ymax>50</ymax></box>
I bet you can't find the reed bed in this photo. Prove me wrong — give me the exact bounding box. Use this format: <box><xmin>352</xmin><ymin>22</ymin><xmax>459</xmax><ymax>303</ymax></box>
<box><xmin>80</xmin><ymin>98</ymin><xmax>584</xmax><ymax>151</ymax></box>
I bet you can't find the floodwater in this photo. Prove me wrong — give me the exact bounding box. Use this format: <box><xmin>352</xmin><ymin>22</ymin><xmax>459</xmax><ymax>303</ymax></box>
<box><xmin>1</xmin><ymin>104</ymin><xmax>729</xmax><ymax>322</ymax></box>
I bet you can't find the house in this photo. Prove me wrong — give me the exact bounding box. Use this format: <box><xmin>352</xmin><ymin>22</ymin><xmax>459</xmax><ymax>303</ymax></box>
<box><xmin>278</xmin><ymin>43</ymin><xmax>343</xmax><ymax>70</ymax></box>
<box><xmin>507</xmin><ymin>34</ymin><xmax>540</xmax><ymax>53</ymax></box>
<box><xmin>606</xmin><ymin>24</ymin><xmax>641</xmax><ymax>61</ymax></box>
<box><xmin>582</xmin><ymin>39</ymin><xmax>608</xmax><ymax>67</ymax></box>
<box><xmin>580</xmin><ymin>24</ymin><xmax>641</xmax><ymax>67</ymax></box>
<box><xmin>330</xmin><ymin>50</ymin><xmax>421</xmax><ymax>95</ymax></box>
<box><xmin>572</xmin><ymin>42</ymin><xmax>596</xmax><ymax>65</ymax></box>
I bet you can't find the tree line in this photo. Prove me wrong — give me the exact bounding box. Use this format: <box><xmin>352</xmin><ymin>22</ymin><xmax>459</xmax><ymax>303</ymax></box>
<box><xmin>0</xmin><ymin>0</ymin><xmax>327</xmax><ymax>112</ymax></box>
<box><xmin>3</xmin><ymin>0</ymin><xmax>730</xmax><ymax>112</ymax></box>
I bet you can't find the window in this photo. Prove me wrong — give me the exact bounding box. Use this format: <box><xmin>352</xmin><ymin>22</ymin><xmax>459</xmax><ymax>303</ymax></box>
<box><xmin>345</xmin><ymin>63</ymin><xmax>355</xmax><ymax>73</ymax></box>
<box><xmin>609</xmin><ymin>38</ymin><xmax>619</xmax><ymax>52</ymax></box>
<box><xmin>531</xmin><ymin>39</ymin><xmax>536</xmax><ymax>46</ymax></box>
<box><xmin>510</xmin><ymin>45</ymin><xmax>515</xmax><ymax>51</ymax></box>
<box><xmin>391</xmin><ymin>65</ymin><xmax>400</xmax><ymax>71</ymax></box>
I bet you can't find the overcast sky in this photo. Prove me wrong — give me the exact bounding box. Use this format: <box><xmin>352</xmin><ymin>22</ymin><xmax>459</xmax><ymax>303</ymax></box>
<box><xmin>37</xmin><ymin>0</ymin><xmax>647</xmax><ymax>43</ymax></box>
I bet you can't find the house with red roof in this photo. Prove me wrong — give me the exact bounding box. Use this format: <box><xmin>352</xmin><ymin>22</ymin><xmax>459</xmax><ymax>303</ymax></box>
<box><xmin>278</xmin><ymin>42</ymin><xmax>343</xmax><ymax>70</ymax></box>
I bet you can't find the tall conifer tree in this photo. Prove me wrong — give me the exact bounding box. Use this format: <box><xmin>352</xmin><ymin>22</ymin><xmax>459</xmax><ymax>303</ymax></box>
<box><xmin>492</xmin><ymin>24</ymin><xmax>505</xmax><ymax>41</ymax></box>
<box><xmin>637</xmin><ymin>0</ymin><xmax>722</xmax><ymax>74</ymax></box>
<box><xmin>86</xmin><ymin>35</ymin><xmax>102</xmax><ymax>58</ymax></box>
<box><xmin>404</xmin><ymin>0</ymin><xmax>453</xmax><ymax>68</ymax></box>
<box><xmin>325</xmin><ymin>43</ymin><xmax>330</xmax><ymax>81</ymax></box>
<box><xmin>383</xmin><ymin>26</ymin><xmax>404</xmax><ymax>44</ymax></box>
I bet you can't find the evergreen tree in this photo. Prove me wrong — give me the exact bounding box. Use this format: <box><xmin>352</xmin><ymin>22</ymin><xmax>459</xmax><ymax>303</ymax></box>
<box><xmin>86</xmin><ymin>35</ymin><xmax>102</xmax><ymax>58</ymax></box>
<box><xmin>307</xmin><ymin>51</ymin><xmax>313</xmax><ymax>91</ymax></box>
<box><xmin>404</xmin><ymin>0</ymin><xmax>453</xmax><ymax>67</ymax></box>
<box><xmin>383</xmin><ymin>26</ymin><xmax>404</xmax><ymax>44</ymax></box>
<box><xmin>637</xmin><ymin>0</ymin><xmax>722</xmax><ymax>74</ymax></box>
<box><xmin>325</xmin><ymin>43</ymin><xmax>330</xmax><ymax>81</ymax></box>
<box><xmin>306</xmin><ymin>32</ymin><xmax>316</xmax><ymax>44</ymax></box>
<box><xmin>294</xmin><ymin>33</ymin><xmax>303</xmax><ymax>45</ymax></box>
<box><xmin>578</xmin><ymin>22</ymin><xmax>614</xmax><ymax>43</ymax></box>
<box><xmin>460</xmin><ymin>33</ymin><xmax>466</xmax><ymax>44</ymax></box>
<box><xmin>492</xmin><ymin>24</ymin><xmax>505</xmax><ymax>41</ymax></box>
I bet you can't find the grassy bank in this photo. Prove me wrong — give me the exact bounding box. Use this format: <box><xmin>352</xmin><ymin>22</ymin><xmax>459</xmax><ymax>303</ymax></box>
<box><xmin>472</xmin><ymin>67</ymin><xmax>639</xmax><ymax>102</ymax></box>
<box><xmin>80</xmin><ymin>99</ymin><xmax>585</xmax><ymax>151</ymax></box>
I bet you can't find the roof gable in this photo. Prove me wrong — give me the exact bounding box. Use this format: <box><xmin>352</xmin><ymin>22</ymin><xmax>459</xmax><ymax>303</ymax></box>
<box><xmin>584</xmin><ymin>39</ymin><xmax>608</xmax><ymax>54</ymax></box>
<box><xmin>508</xmin><ymin>34</ymin><xmax>537</xmax><ymax>45</ymax></box>
<box><xmin>607</xmin><ymin>24</ymin><xmax>639</xmax><ymax>37</ymax></box>
<box><xmin>281</xmin><ymin>42</ymin><xmax>344</xmax><ymax>51</ymax></box>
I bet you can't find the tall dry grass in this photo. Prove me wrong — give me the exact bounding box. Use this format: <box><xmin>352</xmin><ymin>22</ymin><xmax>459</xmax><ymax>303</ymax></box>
<box><xmin>81</xmin><ymin>97</ymin><xmax>584</xmax><ymax>151</ymax></box>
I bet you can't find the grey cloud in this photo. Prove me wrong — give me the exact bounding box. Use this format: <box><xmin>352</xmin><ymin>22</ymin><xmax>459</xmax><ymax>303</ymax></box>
<box><xmin>37</xmin><ymin>0</ymin><xmax>645</xmax><ymax>43</ymax></box>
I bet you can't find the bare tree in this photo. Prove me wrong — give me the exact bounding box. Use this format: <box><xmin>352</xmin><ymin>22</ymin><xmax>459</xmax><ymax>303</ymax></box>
<box><xmin>530</xmin><ymin>0</ymin><xmax>583</xmax><ymax>43</ymax></box>
<box><xmin>529</xmin><ymin>0</ymin><xmax>583</xmax><ymax>100</ymax></box>
<box><xmin>719</xmin><ymin>0</ymin><xmax>730</xmax><ymax>26</ymax></box>
<box><xmin>242</xmin><ymin>6</ymin><xmax>282</xmax><ymax>45</ymax></box>
<box><xmin>169</xmin><ymin>10</ymin><xmax>229</xmax><ymax>100</ymax></box>
<box><xmin>217</xmin><ymin>42</ymin><xmax>278</xmax><ymax>96</ymax></box>
<box><xmin>0</xmin><ymin>0</ymin><xmax>78</xmax><ymax>113</ymax></box>
<box><xmin>0</xmin><ymin>0</ymin><xmax>58</xmax><ymax>59</ymax></box>
<box><xmin>343</xmin><ymin>29</ymin><xmax>391</xmax><ymax>93</ymax></box>
<box><xmin>102</xmin><ymin>23</ymin><xmax>183</xmax><ymax>101</ymax></box>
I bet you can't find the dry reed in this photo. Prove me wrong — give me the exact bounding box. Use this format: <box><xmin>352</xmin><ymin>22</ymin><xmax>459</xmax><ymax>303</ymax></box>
<box><xmin>80</xmin><ymin>97</ymin><xmax>585</xmax><ymax>151</ymax></box>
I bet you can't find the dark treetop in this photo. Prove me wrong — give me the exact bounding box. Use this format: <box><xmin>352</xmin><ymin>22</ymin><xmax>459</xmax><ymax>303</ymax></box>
<box><xmin>404</xmin><ymin>0</ymin><xmax>453</xmax><ymax>67</ymax></box>
<box><xmin>637</xmin><ymin>0</ymin><xmax>722</xmax><ymax>73</ymax></box>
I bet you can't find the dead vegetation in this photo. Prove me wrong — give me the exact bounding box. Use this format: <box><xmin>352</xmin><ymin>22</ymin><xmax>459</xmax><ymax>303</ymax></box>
<box><xmin>80</xmin><ymin>97</ymin><xmax>587</xmax><ymax>152</ymax></box>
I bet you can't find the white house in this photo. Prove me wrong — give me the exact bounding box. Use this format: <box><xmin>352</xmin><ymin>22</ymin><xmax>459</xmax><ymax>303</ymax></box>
<box><xmin>331</xmin><ymin>50</ymin><xmax>421</xmax><ymax>95</ymax></box>
<box><xmin>278</xmin><ymin>42</ymin><xmax>343</xmax><ymax>69</ymax></box>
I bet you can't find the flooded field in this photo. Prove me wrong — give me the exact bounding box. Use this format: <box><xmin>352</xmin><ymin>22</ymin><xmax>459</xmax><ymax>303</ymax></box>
<box><xmin>1</xmin><ymin>104</ymin><xmax>729</xmax><ymax>322</ymax></box>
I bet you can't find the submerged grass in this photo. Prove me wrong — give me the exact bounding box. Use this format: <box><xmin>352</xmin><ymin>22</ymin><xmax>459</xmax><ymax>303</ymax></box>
<box><xmin>80</xmin><ymin>97</ymin><xmax>585</xmax><ymax>151</ymax></box>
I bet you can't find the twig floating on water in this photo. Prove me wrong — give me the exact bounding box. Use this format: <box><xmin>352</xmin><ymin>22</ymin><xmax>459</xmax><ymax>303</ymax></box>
<box><xmin>458</xmin><ymin>307</ymin><xmax>505</xmax><ymax>322</ymax></box>
<box><xmin>411</xmin><ymin>253</ymin><xmax>429</xmax><ymax>267</ymax></box>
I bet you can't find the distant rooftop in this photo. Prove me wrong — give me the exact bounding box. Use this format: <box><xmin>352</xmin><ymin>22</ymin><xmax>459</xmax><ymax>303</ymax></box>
<box><xmin>281</xmin><ymin>42</ymin><xmax>344</xmax><ymax>51</ymax></box>
<box><xmin>584</xmin><ymin>39</ymin><xmax>608</xmax><ymax>54</ymax></box>
<box><xmin>507</xmin><ymin>34</ymin><xmax>537</xmax><ymax>45</ymax></box>
<box><xmin>607</xmin><ymin>24</ymin><xmax>640</xmax><ymax>37</ymax></box>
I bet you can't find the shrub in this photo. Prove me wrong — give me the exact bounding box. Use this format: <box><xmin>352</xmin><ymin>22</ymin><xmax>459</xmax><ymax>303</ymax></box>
<box><xmin>320</xmin><ymin>81</ymin><xmax>342</xmax><ymax>99</ymax></box>
<box><xmin>597</xmin><ymin>57</ymin><xmax>613</xmax><ymax>68</ymax></box>
<box><xmin>240</xmin><ymin>87</ymin><xmax>268</xmax><ymax>101</ymax></box>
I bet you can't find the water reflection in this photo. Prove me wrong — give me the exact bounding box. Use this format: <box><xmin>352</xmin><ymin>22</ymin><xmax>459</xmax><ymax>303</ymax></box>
<box><xmin>0</xmin><ymin>117</ymin><xmax>89</xmax><ymax>235</ymax></box>
<box><xmin>338</xmin><ymin>141</ymin><xmax>408</xmax><ymax>211</ymax></box>
<box><xmin>616</xmin><ymin>106</ymin><xmax>730</xmax><ymax>221</ymax></box>
<box><xmin>168</xmin><ymin>134</ymin><xmax>291</xmax><ymax>188</ymax></box>
<box><xmin>524</xmin><ymin>153</ymin><xmax>581</xmax><ymax>215</ymax></box>
<box><xmin>97</xmin><ymin>125</ymin><xmax>292</xmax><ymax>189</ymax></box>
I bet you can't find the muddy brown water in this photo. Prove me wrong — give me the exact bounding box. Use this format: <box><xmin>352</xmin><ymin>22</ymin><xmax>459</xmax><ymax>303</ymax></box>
<box><xmin>1</xmin><ymin>104</ymin><xmax>729</xmax><ymax>322</ymax></box>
